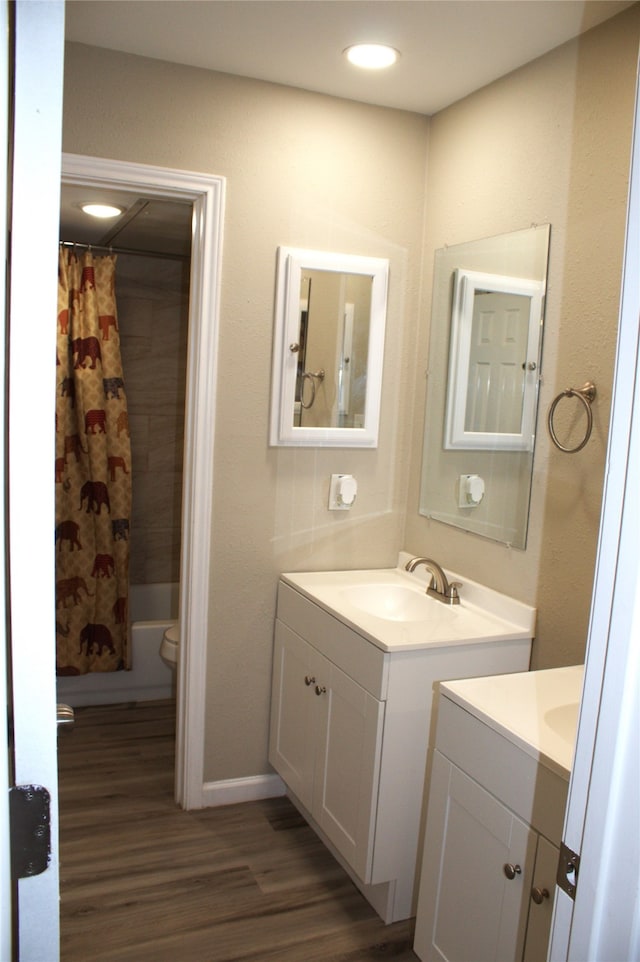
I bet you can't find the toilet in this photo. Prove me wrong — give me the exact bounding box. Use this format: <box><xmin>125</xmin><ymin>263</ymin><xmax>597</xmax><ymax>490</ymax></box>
<box><xmin>159</xmin><ymin>622</ymin><xmax>179</xmax><ymax>670</ymax></box>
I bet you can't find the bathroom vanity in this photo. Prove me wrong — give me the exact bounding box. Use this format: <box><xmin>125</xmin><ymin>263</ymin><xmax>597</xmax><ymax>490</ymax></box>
<box><xmin>413</xmin><ymin>665</ymin><xmax>583</xmax><ymax>962</ymax></box>
<box><xmin>268</xmin><ymin>555</ymin><xmax>536</xmax><ymax>923</ymax></box>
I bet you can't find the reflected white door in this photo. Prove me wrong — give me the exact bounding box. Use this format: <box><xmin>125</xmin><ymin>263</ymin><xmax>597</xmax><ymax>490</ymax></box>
<box><xmin>465</xmin><ymin>291</ymin><xmax>529</xmax><ymax>434</ymax></box>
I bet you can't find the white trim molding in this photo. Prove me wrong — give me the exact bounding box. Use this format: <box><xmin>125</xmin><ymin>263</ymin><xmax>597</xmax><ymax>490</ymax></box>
<box><xmin>202</xmin><ymin>774</ymin><xmax>286</xmax><ymax>808</ymax></box>
<box><xmin>61</xmin><ymin>153</ymin><xmax>226</xmax><ymax>810</ymax></box>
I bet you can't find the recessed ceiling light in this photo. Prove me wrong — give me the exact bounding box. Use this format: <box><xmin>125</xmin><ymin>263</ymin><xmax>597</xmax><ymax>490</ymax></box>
<box><xmin>344</xmin><ymin>43</ymin><xmax>399</xmax><ymax>70</ymax></box>
<box><xmin>81</xmin><ymin>203</ymin><xmax>124</xmax><ymax>219</ymax></box>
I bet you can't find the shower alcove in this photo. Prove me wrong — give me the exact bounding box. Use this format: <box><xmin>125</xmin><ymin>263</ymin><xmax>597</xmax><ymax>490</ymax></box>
<box><xmin>55</xmin><ymin>207</ymin><xmax>191</xmax><ymax>707</ymax></box>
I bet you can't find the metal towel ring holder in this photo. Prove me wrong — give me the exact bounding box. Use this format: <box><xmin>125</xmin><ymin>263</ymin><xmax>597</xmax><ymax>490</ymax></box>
<box><xmin>548</xmin><ymin>381</ymin><xmax>596</xmax><ymax>453</ymax></box>
<box><xmin>300</xmin><ymin>369</ymin><xmax>325</xmax><ymax>409</ymax></box>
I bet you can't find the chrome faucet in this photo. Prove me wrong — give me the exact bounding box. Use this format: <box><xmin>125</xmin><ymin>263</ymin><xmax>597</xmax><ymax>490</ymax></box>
<box><xmin>405</xmin><ymin>557</ymin><xmax>461</xmax><ymax>605</ymax></box>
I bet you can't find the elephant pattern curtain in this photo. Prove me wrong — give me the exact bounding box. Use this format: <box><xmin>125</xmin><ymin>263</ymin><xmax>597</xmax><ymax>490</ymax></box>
<box><xmin>55</xmin><ymin>249</ymin><xmax>132</xmax><ymax>674</ymax></box>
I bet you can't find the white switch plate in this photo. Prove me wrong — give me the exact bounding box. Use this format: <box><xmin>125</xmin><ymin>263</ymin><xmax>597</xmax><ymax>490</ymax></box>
<box><xmin>329</xmin><ymin>474</ymin><xmax>351</xmax><ymax>510</ymax></box>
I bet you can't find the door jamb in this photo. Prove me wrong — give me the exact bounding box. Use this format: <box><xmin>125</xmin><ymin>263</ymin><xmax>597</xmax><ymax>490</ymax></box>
<box><xmin>61</xmin><ymin>153</ymin><xmax>225</xmax><ymax>808</ymax></box>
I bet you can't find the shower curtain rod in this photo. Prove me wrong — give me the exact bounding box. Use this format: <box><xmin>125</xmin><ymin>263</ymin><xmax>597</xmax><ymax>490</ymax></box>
<box><xmin>59</xmin><ymin>239</ymin><xmax>190</xmax><ymax>262</ymax></box>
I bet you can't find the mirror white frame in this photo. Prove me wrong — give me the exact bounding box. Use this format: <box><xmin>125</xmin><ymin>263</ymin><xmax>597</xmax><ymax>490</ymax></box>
<box><xmin>444</xmin><ymin>268</ymin><xmax>544</xmax><ymax>451</ymax></box>
<box><xmin>269</xmin><ymin>246</ymin><xmax>389</xmax><ymax>447</ymax></box>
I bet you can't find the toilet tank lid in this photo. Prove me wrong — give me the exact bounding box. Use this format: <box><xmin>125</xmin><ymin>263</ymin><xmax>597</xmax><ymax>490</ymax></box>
<box><xmin>163</xmin><ymin>623</ymin><xmax>180</xmax><ymax>643</ymax></box>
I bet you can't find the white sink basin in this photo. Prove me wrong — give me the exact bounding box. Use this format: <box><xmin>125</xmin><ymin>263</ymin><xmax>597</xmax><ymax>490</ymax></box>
<box><xmin>280</xmin><ymin>556</ymin><xmax>536</xmax><ymax>653</ymax></box>
<box><xmin>341</xmin><ymin>583</ymin><xmax>434</xmax><ymax>621</ymax></box>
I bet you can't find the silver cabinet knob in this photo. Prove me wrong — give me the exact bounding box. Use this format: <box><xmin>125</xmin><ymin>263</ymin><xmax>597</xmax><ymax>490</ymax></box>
<box><xmin>304</xmin><ymin>675</ymin><xmax>315</xmax><ymax>686</ymax></box>
<box><xmin>531</xmin><ymin>887</ymin><xmax>550</xmax><ymax>904</ymax></box>
<box><xmin>315</xmin><ymin>685</ymin><xmax>326</xmax><ymax>696</ymax></box>
<box><xmin>289</xmin><ymin>342</ymin><xmax>300</xmax><ymax>353</ymax></box>
<box><xmin>503</xmin><ymin>863</ymin><xmax>522</xmax><ymax>880</ymax></box>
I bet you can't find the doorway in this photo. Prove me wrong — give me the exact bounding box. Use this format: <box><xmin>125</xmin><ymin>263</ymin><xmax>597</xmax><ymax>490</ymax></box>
<box><xmin>60</xmin><ymin>154</ymin><xmax>225</xmax><ymax>807</ymax></box>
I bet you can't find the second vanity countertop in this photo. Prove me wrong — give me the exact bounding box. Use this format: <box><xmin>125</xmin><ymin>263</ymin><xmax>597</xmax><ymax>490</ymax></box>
<box><xmin>280</xmin><ymin>553</ymin><xmax>536</xmax><ymax>653</ymax></box>
<box><xmin>440</xmin><ymin>664</ymin><xmax>584</xmax><ymax>777</ymax></box>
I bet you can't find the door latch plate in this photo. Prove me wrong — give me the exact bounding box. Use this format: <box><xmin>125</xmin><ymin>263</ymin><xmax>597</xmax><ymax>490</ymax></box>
<box><xmin>557</xmin><ymin>840</ymin><xmax>580</xmax><ymax>900</ymax></box>
<box><xmin>9</xmin><ymin>784</ymin><xmax>51</xmax><ymax>879</ymax></box>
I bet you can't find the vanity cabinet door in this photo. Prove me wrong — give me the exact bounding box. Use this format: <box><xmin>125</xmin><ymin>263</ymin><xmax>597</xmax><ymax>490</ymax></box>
<box><xmin>523</xmin><ymin>836</ymin><xmax>558</xmax><ymax>962</ymax></box>
<box><xmin>269</xmin><ymin>619</ymin><xmax>385</xmax><ymax>883</ymax></box>
<box><xmin>269</xmin><ymin>621</ymin><xmax>322</xmax><ymax>811</ymax></box>
<box><xmin>313</xmin><ymin>659</ymin><xmax>385</xmax><ymax>882</ymax></box>
<box><xmin>414</xmin><ymin>751</ymin><xmax>536</xmax><ymax>962</ymax></box>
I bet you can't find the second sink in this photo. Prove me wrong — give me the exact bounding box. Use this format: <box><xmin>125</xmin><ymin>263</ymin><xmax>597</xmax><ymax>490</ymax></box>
<box><xmin>544</xmin><ymin>701</ymin><xmax>580</xmax><ymax>744</ymax></box>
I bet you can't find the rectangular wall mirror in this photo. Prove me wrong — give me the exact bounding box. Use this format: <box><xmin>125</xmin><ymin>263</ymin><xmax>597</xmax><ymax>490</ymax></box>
<box><xmin>270</xmin><ymin>247</ymin><xmax>389</xmax><ymax>447</ymax></box>
<box><xmin>420</xmin><ymin>224</ymin><xmax>550</xmax><ymax>549</ymax></box>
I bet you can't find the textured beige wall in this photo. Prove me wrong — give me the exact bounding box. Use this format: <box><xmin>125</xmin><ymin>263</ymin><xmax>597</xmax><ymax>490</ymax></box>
<box><xmin>62</xmin><ymin>44</ymin><xmax>429</xmax><ymax>781</ymax></box>
<box><xmin>404</xmin><ymin>7</ymin><xmax>640</xmax><ymax>670</ymax></box>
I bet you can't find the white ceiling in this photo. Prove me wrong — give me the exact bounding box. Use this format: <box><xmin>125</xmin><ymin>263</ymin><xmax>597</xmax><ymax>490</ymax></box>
<box><xmin>65</xmin><ymin>0</ymin><xmax>634</xmax><ymax>115</ymax></box>
<box><xmin>61</xmin><ymin>0</ymin><xmax>634</xmax><ymax>254</ymax></box>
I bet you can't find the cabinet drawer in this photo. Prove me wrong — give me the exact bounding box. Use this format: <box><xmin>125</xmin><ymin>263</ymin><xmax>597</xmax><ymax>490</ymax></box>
<box><xmin>277</xmin><ymin>581</ymin><xmax>388</xmax><ymax>698</ymax></box>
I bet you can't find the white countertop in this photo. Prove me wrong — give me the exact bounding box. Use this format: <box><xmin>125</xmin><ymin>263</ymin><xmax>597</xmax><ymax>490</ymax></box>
<box><xmin>440</xmin><ymin>665</ymin><xmax>584</xmax><ymax>777</ymax></box>
<box><xmin>280</xmin><ymin>561</ymin><xmax>535</xmax><ymax>653</ymax></box>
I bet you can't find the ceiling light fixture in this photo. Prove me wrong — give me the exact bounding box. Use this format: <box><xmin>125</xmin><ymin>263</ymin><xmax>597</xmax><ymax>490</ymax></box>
<box><xmin>344</xmin><ymin>43</ymin><xmax>399</xmax><ymax>70</ymax></box>
<box><xmin>81</xmin><ymin>203</ymin><xmax>124</xmax><ymax>219</ymax></box>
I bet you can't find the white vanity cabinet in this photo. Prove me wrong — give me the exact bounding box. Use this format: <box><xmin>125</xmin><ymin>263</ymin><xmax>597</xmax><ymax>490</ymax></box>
<box><xmin>270</xmin><ymin>620</ymin><xmax>384</xmax><ymax>881</ymax></box>
<box><xmin>413</xmin><ymin>670</ymin><xmax>580</xmax><ymax>962</ymax></box>
<box><xmin>269</xmin><ymin>574</ymin><xmax>535</xmax><ymax>924</ymax></box>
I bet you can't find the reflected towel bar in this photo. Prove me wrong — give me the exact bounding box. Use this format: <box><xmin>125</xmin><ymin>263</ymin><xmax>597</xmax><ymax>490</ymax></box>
<box><xmin>300</xmin><ymin>369</ymin><xmax>325</xmax><ymax>409</ymax></box>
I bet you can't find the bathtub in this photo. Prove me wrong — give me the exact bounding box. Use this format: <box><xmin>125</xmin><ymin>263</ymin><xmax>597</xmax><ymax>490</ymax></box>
<box><xmin>55</xmin><ymin>582</ymin><xmax>179</xmax><ymax>708</ymax></box>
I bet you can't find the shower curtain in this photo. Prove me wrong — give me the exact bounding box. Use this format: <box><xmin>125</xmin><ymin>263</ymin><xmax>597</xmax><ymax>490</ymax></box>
<box><xmin>55</xmin><ymin>248</ymin><xmax>132</xmax><ymax>674</ymax></box>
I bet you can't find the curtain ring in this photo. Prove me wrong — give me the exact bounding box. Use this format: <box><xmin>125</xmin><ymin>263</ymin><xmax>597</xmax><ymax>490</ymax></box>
<box><xmin>548</xmin><ymin>381</ymin><xmax>596</xmax><ymax>453</ymax></box>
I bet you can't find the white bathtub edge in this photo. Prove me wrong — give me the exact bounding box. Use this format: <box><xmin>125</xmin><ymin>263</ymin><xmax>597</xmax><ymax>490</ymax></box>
<box><xmin>56</xmin><ymin>615</ymin><xmax>177</xmax><ymax>707</ymax></box>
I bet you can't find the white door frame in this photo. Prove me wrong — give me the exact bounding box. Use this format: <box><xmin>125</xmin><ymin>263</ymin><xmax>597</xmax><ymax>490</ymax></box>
<box><xmin>61</xmin><ymin>154</ymin><xmax>225</xmax><ymax>809</ymax></box>
<box><xmin>6</xmin><ymin>2</ymin><xmax>65</xmax><ymax>958</ymax></box>
<box><xmin>548</xmin><ymin>52</ymin><xmax>640</xmax><ymax>962</ymax></box>
<box><xmin>1</xmin><ymin>2</ymin><xmax>12</xmax><ymax>957</ymax></box>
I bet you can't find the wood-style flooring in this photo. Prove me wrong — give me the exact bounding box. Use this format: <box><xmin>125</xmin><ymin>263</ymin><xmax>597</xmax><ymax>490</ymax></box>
<box><xmin>58</xmin><ymin>700</ymin><xmax>418</xmax><ymax>962</ymax></box>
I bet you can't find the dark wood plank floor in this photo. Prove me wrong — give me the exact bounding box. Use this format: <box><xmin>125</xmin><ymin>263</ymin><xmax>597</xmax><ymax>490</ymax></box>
<box><xmin>58</xmin><ymin>700</ymin><xmax>418</xmax><ymax>962</ymax></box>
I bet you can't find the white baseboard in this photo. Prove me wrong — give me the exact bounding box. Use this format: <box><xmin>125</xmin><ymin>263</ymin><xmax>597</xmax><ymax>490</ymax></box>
<box><xmin>201</xmin><ymin>773</ymin><xmax>285</xmax><ymax>808</ymax></box>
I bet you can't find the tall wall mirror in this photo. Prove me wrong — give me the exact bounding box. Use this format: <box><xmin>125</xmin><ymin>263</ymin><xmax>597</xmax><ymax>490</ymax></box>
<box><xmin>419</xmin><ymin>224</ymin><xmax>551</xmax><ymax>548</ymax></box>
<box><xmin>270</xmin><ymin>247</ymin><xmax>389</xmax><ymax>447</ymax></box>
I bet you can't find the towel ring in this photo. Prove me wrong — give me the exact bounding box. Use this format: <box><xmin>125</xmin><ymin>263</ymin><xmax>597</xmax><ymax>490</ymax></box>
<box><xmin>300</xmin><ymin>369</ymin><xmax>325</xmax><ymax>410</ymax></box>
<box><xmin>548</xmin><ymin>381</ymin><xmax>596</xmax><ymax>453</ymax></box>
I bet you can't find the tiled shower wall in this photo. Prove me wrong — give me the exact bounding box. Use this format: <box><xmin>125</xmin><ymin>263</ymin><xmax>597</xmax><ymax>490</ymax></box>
<box><xmin>116</xmin><ymin>253</ymin><xmax>190</xmax><ymax>585</ymax></box>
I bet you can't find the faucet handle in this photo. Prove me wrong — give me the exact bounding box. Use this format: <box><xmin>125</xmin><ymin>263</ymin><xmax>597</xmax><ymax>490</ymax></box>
<box><xmin>446</xmin><ymin>581</ymin><xmax>462</xmax><ymax>605</ymax></box>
